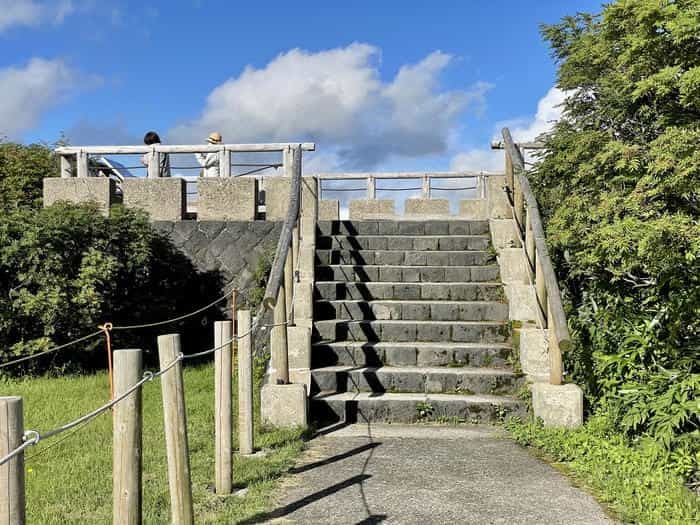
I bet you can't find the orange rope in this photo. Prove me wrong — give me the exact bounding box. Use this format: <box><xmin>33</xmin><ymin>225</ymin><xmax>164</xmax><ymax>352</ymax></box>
<box><xmin>98</xmin><ymin>323</ymin><xmax>114</xmax><ymax>400</ymax></box>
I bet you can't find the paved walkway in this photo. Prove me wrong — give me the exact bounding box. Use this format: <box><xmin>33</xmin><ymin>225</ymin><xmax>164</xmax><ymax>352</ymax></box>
<box><xmin>254</xmin><ymin>424</ymin><xmax>615</xmax><ymax>525</ymax></box>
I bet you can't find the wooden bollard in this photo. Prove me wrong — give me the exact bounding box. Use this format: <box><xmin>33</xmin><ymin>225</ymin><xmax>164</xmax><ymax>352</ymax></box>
<box><xmin>237</xmin><ymin>310</ymin><xmax>254</xmax><ymax>455</ymax></box>
<box><xmin>157</xmin><ymin>334</ymin><xmax>194</xmax><ymax>525</ymax></box>
<box><xmin>214</xmin><ymin>321</ymin><xmax>233</xmax><ymax>494</ymax></box>
<box><xmin>0</xmin><ymin>396</ymin><xmax>25</xmax><ymax>525</ymax></box>
<box><xmin>113</xmin><ymin>349</ymin><xmax>143</xmax><ymax>525</ymax></box>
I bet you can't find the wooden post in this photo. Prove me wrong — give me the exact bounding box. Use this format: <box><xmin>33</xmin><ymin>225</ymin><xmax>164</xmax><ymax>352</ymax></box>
<box><xmin>231</xmin><ymin>289</ymin><xmax>237</xmax><ymax>337</ymax></box>
<box><xmin>77</xmin><ymin>150</ymin><xmax>89</xmax><ymax>178</ymax></box>
<box><xmin>214</xmin><ymin>321</ymin><xmax>233</xmax><ymax>495</ymax></box>
<box><xmin>60</xmin><ymin>156</ymin><xmax>73</xmax><ymax>178</ymax></box>
<box><xmin>219</xmin><ymin>149</ymin><xmax>231</xmax><ymax>178</ymax></box>
<box><xmin>504</xmin><ymin>151</ymin><xmax>513</xmax><ymax>197</ymax></box>
<box><xmin>271</xmin><ymin>272</ymin><xmax>289</xmax><ymax>385</ymax></box>
<box><xmin>0</xmin><ymin>396</ymin><xmax>25</xmax><ymax>525</ymax></box>
<box><xmin>283</xmin><ymin>145</ymin><xmax>294</xmax><ymax>178</ymax></box>
<box><xmin>524</xmin><ymin>213</ymin><xmax>535</xmax><ymax>275</ymax></box>
<box><xmin>157</xmin><ymin>334</ymin><xmax>194</xmax><ymax>525</ymax></box>
<box><xmin>113</xmin><ymin>349</ymin><xmax>143</xmax><ymax>525</ymax></box>
<box><xmin>237</xmin><ymin>310</ymin><xmax>254</xmax><ymax>455</ymax></box>
<box><xmin>147</xmin><ymin>150</ymin><xmax>160</xmax><ymax>179</ymax></box>
<box><xmin>284</xmin><ymin>249</ymin><xmax>294</xmax><ymax>324</ymax></box>
<box><xmin>548</xmin><ymin>300</ymin><xmax>563</xmax><ymax>385</ymax></box>
<box><xmin>513</xmin><ymin>176</ymin><xmax>525</xmax><ymax>234</ymax></box>
<box><xmin>422</xmin><ymin>175</ymin><xmax>430</xmax><ymax>199</ymax></box>
<box><xmin>535</xmin><ymin>256</ymin><xmax>547</xmax><ymax>324</ymax></box>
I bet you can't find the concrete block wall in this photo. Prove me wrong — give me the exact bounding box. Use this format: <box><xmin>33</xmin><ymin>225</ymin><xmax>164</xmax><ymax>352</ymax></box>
<box><xmin>121</xmin><ymin>178</ymin><xmax>186</xmax><ymax>220</ymax></box>
<box><xmin>43</xmin><ymin>178</ymin><xmax>116</xmax><ymax>216</ymax></box>
<box><xmin>197</xmin><ymin>178</ymin><xmax>257</xmax><ymax>220</ymax></box>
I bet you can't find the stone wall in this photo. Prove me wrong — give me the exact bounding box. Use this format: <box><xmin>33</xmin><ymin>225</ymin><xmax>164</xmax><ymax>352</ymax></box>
<box><xmin>152</xmin><ymin>220</ymin><xmax>282</xmax><ymax>301</ymax></box>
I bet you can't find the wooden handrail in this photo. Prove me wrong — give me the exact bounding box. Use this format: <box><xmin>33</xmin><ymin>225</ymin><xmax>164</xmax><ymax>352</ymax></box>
<box><xmin>55</xmin><ymin>143</ymin><xmax>315</xmax><ymax>155</ymax></box>
<box><xmin>501</xmin><ymin>128</ymin><xmax>571</xmax><ymax>384</ymax></box>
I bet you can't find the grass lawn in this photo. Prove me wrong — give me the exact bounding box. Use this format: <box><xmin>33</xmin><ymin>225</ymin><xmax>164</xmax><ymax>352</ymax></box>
<box><xmin>0</xmin><ymin>361</ymin><xmax>306</xmax><ymax>523</ymax></box>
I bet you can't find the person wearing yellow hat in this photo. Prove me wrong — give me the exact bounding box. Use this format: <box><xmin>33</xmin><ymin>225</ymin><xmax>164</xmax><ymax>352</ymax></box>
<box><xmin>196</xmin><ymin>132</ymin><xmax>223</xmax><ymax>177</ymax></box>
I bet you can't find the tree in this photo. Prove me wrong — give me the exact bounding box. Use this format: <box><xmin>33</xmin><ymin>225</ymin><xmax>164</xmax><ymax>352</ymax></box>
<box><xmin>535</xmin><ymin>0</ymin><xmax>699</xmax><ymax>474</ymax></box>
<box><xmin>0</xmin><ymin>140</ymin><xmax>58</xmax><ymax>210</ymax></box>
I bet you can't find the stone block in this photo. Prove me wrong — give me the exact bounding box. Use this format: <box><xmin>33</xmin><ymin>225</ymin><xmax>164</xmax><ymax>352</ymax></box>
<box><xmin>520</xmin><ymin>328</ymin><xmax>550</xmax><ymax>382</ymax></box>
<box><xmin>505</xmin><ymin>284</ymin><xmax>540</xmax><ymax>323</ymax></box>
<box><xmin>287</xmin><ymin>326</ymin><xmax>311</xmax><ymax>369</ymax></box>
<box><xmin>120</xmin><ymin>178</ymin><xmax>185</xmax><ymax>221</ymax></box>
<box><xmin>497</xmin><ymin>248</ymin><xmax>530</xmax><ymax>284</ymax></box>
<box><xmin>531</xmin><ymin>383</ymin><xmax>583</xmax><ymax>428</ymax></box>
<box><xmin>293</xmin><ymin>279</ymin><xmax>314</xmax><ymax>327</ymax></box>
<box><xmin>288</xmin><ymin>369</ymin><xmax>311</xmax><ymax>392</ymax></box>
<box><xmin>490</xmin><ymin>219</ymin><xmax>521</xmax><ymax>250</ymax></box>
<box><xmin>349</xmin><ymin>199</ymin><xmax>395</xmax><ymax>220</ymax></box>
<box><xmin>298</xmin><ymin>246</ymin><xmax>315</xmax><ymax>281</ymax></box>
<box><xmin>300</xmin><ymin>216</ymin><xmax>316</xmax><ymax>246</ymax></box>
<box><xmin>318</xmin><ymin>200</ymin><xmax>340</xmax><ymax>221</ymax></box>
<box><xmin>43</xmin><ymin>177</ymin><xmax>116</xmax><ymax>216</ymax></box>
<box><xmin>261</xmin><ymin>383</ymin><xmax>308</xmax><ymax>428</ymax></box>
<box><xmin>405</xmin><ymin>198</ymin><xmax>450</xmax><ymax>215</ymax></box>
<box><xmin>265</xmin><ymin>176</ymin><xmax>317</xmax><ymax>221</ymax></box>
<box><xmin>487</xmin><ymin>175</ymin><xmax>511</xmax><ymax>219</ymax></box>
<box><xmin>458</xmin><ymin>199</ymin><xmax>488</xmax><ymax>220</ymax></box>
<box><xmin>197</xmin><ymin>178</ymin><xmax>256</xmax><ymax>220</ymax></box>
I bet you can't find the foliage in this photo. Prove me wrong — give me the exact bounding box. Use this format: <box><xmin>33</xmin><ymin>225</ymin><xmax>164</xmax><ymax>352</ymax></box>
<box><xmin>533</xmin><ymin>0</ymin><xmax>700</xmax><ymax>476</ymax></box>
<box><xmin>0</xmin><ymin>202</ymin><xmax>223</xmax><ymax>373</ymax></box>
<box><xmin>506</xmin><ymin>416</ymin><xmax>700</xmax><ymax>524</ymax></box>
<box><xmin>0</xmin><ymin>139</ymin><xmax>58</xmax><ymax>210</ymax></box>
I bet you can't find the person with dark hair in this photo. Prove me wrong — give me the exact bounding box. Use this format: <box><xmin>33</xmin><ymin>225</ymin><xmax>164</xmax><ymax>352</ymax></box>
<box><xmin>140</xmin><ymin>131</ymin><xmax>171</xmax><ymax>177</ymax></box>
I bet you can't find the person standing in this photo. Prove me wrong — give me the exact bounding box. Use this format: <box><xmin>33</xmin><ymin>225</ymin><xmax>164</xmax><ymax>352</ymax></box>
<box><xmin>140</xmin><ymin>131</ymin><xmax>171</xmax><ymax>177</ymax></box>
<box><xmin>196</xmin><ymin>132</ymin><xmax>223</xmax><ymax>177</ymax></box>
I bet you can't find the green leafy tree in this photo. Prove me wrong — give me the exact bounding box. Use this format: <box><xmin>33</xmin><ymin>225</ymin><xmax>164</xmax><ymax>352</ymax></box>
<box><xmin>534</xmin><ymin>0</ymin><xmax>699</xmax><ymax>476</ymax></box>
<box><xmin>0</xmin><ymin>140</ymin><xmax>58</xmax><ymax>210</ymax></box>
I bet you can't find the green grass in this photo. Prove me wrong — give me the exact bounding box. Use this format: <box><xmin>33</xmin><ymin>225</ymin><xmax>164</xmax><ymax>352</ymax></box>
<box><xmin>0</xmin><ymin>363</ymin><xmax>306</xmax><ymax>523</ymax></box>
<box><xmin>505</xmin><ymin>416</ymin><xmax>700</xmax><ymax>525</ymax></box>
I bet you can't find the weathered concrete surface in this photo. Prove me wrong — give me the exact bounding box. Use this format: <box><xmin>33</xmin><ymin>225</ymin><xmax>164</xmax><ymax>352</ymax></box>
<box><xmin>265</xmin><ymin>176</ymin><xmax>318</xmax><ymax>221</ymax></box>
<box><xmin>197</xmin><ymin>178</ymin><xmax>256</xmax><ymax>221</ymax></box>
<box><xmin>261</xmin><ymin>384</ymin><xmax>308</xmax><ymax>428</ymax></box>
<box><xmin>349</xmin><ymin>199</ymin><xmax>395</xmax><ymax>220</ymax></box>
<box><xmin>151</xmin><ymin>221</ymin><xmax>281</xmax><ymax>291</ymax></box>
<box><xmin>319</xmin><ymin>200</ymin><xmax>340</xmax><ymax>221</ymax></box>
<box><xmin>458</xmin><ymin>199</ymin><xmax>488</xmax><ymax>220</ymax></box>
<box><xmin>122</xmin><ymin>178</ymin><xmax>186</xmax><ymax>221</ymax></box>
<box><xmin>405</xmin><ymin>198</ymin><xmax>449</xmax><ymax>215</ymax></box>
<box><xmin>262</xmin><ymin>424</ymin><xmax>614</xmax><ymax>524</ymax></box>
<box><xmin>532</xmin><ymin>383</ymin><xmax>584</xmax><ymax>429</ymax></box>
<box><xmin>43</xmin><ymin>177</ymin><xmax>116</xmax><ymax>216</ymax></box>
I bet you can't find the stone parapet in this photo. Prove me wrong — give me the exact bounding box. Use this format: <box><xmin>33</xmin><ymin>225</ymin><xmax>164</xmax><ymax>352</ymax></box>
<box><xmin>264</xmin><ymin>176</ymin><xmax>317</xmax><ymax>221</ymax></box>
<box><xmin>197</xmin><ymin>178</ymin><xmax>256</xmax><ymax>221</ymax></box>
<box><xmin>121</xmin><ymin>178</ymin><xmax>186</xmax><ymax>221</ymax></box>
<box><xmin>349</xmin><ymin>199</ymin><xmax>395</xmax><ymax>220</ymax></box>
<box><xmin>43</xmin><ymin>177</ymin><xmax>116</xmax><ymax>216</ymax></box>
<box><xmin>318</xmin><ymin>199</ymin><xmax>340</xmax><ymax>221</ymax></box>
<box><xmin>405</xmin><ymin>198</ymin><xmax>449</xmax><ymax>215</ymax></box>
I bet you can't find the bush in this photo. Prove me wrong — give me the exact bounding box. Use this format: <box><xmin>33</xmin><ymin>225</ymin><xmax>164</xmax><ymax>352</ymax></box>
<box><xmin>533</xmin><ymin>0</ymin><xmax>700</xmax><ymax>475</ymax></box>
<box><xmin>0</xmin><ymin>203</ymin><xmax>224</xmax><ymax>373</ymax></box>
<box><xmin>506</xmin><ymin>416</ymin><xmax>700</xmax><ymax>524</ymax></box>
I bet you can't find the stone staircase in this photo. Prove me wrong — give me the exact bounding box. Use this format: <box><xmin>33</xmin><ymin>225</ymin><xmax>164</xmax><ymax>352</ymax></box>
<box><xmin>309</xmin><ymin>220</ymin><xmax>526</xmax><ymax>425</ymax></box>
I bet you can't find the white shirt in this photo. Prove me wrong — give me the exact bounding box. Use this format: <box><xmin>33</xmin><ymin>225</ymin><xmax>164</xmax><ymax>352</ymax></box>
<box><xmin>195</xmin><ymin>152</ymin><xmax>220</xmax><ymax>177</ymax></box>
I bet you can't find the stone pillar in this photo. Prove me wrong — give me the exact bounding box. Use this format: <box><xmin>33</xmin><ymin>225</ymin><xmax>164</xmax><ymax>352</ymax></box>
<box><xmin>122</xmin><ymin>178</ymin><xmax>186</xmax><ymax>221</ymax></box>
<box><xmin>405</xmin><ymin>198</ymin><xmax>450</xmax><ymax>216</ymax></box>
<box><xmin>43</xmin><ymin>177</ymin><xmax>116</xmax><ymax>216</ymax></box>
<box><xmin>197</xmin><ymin>178</ymin><xmax>256</xmax><ymax>221</ymax></box>
<box><xmin>349</xmin><ymin>199</ymin><xmax>395</xmax><ymax>219</ymax></box>
<box><xmin>318</xmin><ymin>200</ymin><xmax>340</xmax><ymax>221</ymax></box>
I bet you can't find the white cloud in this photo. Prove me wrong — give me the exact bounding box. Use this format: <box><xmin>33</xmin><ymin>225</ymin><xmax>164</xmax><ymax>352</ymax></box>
<box><xmin>449</xmin><ymin>86</ymin><xmax>567</xmax><ymax>172</ymax></box>
<box><xmin>170</xmin><ymin>43</ymin><xmax>492</xmax><ymax>169</ymax></box>
<box><xmin>0</xmin><ymin>58</ymin><xmax>83</xmax><ymax>138</ymax></box>
<box><xmin>0</xmin><ymin>1</ymin><xmax>79</xmax><ymax>32</ymax></box>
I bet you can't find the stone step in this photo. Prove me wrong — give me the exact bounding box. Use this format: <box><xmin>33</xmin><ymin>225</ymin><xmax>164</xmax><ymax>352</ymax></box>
<box><xmin>315</xmin><ymin>265</ymin><xmax>499</xmax><ymax>283</ymax></box>
<box><xmin>312</xmin><ymin>320</ymin><xmax>510</xmax><ymax>344</ymax></box>
<box><xmin>316</xmin><ymin>235</ymin><xmax>491</xmax><ymax>252</ymax></box>
<box><xmin>310</xmin><ymin>392</ymin><xmax>525</xmax><ymax>425</ymax></box>
<box><xmin>314</xmin><ymin>300</ymin><xmax>509</xmax><ymax>322</ymax></box>
<box><xmin>310</xmin><ymin>366</ymin><xmax>523</xmax><ymax>396</ymax></box>
<box><xmin>316</xmin><ymin>220</ymin><xmax>490</xmax><ymax>236</ymax></box>
<box><xmin>311</xmin><ymin>342</ymin><xmax>514</xmax><ymax>368</ymax></box>
<box><xmin>314</xmin><ymin>281</ymin><xmax>505</xmax><ymax>301</ymax></box>
<box><xmin>315</xmin><ymin>249</ymin><xmax>495</xmax><ymax>266</ymax></box>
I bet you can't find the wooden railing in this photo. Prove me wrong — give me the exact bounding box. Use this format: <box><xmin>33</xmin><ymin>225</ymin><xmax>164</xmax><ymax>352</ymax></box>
<box><xmin>496</xmin><ymin>128</ymin><xmax>571</xmax><ymax>384</ymax></box>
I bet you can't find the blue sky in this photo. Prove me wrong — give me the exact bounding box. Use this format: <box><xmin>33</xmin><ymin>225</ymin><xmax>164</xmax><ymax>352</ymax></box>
<box><xmin>1</xmin><ymin>0</ymin><xmax>603</xmax><ymax>172</ymax></box>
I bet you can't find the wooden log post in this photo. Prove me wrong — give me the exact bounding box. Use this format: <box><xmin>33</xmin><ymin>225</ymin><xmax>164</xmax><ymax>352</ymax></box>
<box><xmin>0</xmin><ymin>396</ymin><xmax>25</xmax><ymax>525</ymax></box>
<box><xmin>214</xmin><ymin>321</ymin><xmax>233</xmax><ymax>495</ymax></box>
<box><xmin>548</xmin><ymin>300</ymin><xmax>563</xmax><ymax>385</ymax></box>
<box><xmin>157</xmin><ymin>334</ymin><xmax>194</xmax><ymax>525</ymax></box>
<box><xmin>524</xmin><ymin>212</ymin><xmax>536</xmax><ymax>277</ymax></box>
<box><xmin>504</xmin><ymin>152</ymin><xmax>514</xmax><ymax>198</ymax></box>
<box><xmin>112</xmin><ymin>349</ymin><xmax>143</xmax><ymax>525</ymax></box>
<box><xmin>535</xmin><ymin>255</ymin><xmax>547</xmax><ymax>323</ymax></box>
<box><xmin>271</xmin><ymin>267</ymin><xmax>290</xmax><ymax>385</ymax></box>
<box><xmin>284</xmin><ymin>248</ymin><xmax>294</xmax><ymax>325</ymax></box>
<box><xmin>237</xmin><ymin>310</ymin><xmax>254</xmax><ymax>455</ymax></box>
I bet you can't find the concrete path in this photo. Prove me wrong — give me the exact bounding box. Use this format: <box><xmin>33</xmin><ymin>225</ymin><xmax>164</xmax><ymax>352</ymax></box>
<box><xmin>254</xmin><ymin>424</ymin><xmax>615</xmax><ymax>525</ymax></box>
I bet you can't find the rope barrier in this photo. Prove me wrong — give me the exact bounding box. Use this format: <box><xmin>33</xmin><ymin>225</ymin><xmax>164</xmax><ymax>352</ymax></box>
<box><xmin>430</xmin><ymin>185</ymin><xmax>477</xmax><ymax>191</ymax></box>
<box><xmin>0</xmin><ymin>330</ymin><xmax>104</xmax><ymax>369</ymax></box>
<box><xmin>376</xmin><ymin>186</ymin><xmax>423</xmax><ymax>192</ymax></box>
